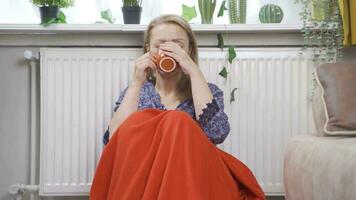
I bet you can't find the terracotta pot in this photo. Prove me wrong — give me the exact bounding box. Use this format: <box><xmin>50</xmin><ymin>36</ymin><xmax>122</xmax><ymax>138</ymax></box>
<box><xmin>154</xmin><ymin>52</ymin><xmax>178</xmax><ymax>73</ymax></box>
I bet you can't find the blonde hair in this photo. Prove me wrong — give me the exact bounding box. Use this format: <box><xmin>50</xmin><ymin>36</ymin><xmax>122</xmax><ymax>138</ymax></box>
<box><xmin>143</xmin><ymin>14</ymin><xmax>199</xmax><ymax>101</ymax></box>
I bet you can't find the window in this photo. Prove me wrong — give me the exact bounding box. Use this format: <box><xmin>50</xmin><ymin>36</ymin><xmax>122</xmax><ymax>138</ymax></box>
<box><xmin>0</xmin><ymin>0</ymin><xmax>301</xmax><ymax>24</ymax></box>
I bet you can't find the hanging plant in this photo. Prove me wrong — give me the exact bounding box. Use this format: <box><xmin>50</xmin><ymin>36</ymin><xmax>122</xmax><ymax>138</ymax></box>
<box><xmin>217</xmin><ymin>33</ymin><xmax>238</xmax><ymax>103</ymax></box>
<box><xmin>217</xmin><ymin>0</ymin><xmax>227</xmax><ymax>17</ymax></box>
<box><xmin>295</xmin><ymin>0</ymin><xmax>343</xmax><ymax>64</ymax></box>
<box><xmin>181</xmin><ymin>2</ymin><xmax>238</xmax><ymax>102</ymax></box>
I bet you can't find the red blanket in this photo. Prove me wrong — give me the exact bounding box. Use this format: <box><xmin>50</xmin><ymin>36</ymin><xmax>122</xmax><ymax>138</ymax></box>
<box><xmin>90</xmin><ymin>109</ymin><xmax>266</xmax><ymax>200</ymax></box>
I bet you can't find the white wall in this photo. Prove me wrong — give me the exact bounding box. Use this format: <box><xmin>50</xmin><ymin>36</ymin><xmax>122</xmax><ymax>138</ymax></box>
<box><xmin>0</xmin><ymin>47</ymin><xmax>32</xmax><ymax>200</ymax></box>
<box><xmin>0</xmin><ymin>36</ymin><xmax>355</xmax><ymax>200</ymax></box>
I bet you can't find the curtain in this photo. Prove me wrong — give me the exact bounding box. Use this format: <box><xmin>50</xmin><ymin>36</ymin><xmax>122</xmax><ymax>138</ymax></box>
<box><xmin>338</xmin><ymin>0</ymin><xmax>356</xmax><ymax>46</ymax></box>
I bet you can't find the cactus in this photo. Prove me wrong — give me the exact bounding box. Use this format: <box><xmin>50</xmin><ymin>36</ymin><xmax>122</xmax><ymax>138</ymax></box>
<box><xmin>228</xmin><ymin>0</ymin><xmax>246</xmax><ymax>24</ymax></box>
<box><xmin>238</xmin><ymin>0</ymin><xmax>246</xmax><ymax>23</ymax></box>
<box><xmin>228</xmin><ymin>0</ymin><xmax>237</xmax><ymax>23</ymax></box>
<box><xmin>198</xmin><ymin>0</ymin><xmax>217</xmax><ymax>24</ymax></box>
<box><xmin>259</xmin><ymin>4</ymin><xmax>283</xmax><ymax>23</ymax></box>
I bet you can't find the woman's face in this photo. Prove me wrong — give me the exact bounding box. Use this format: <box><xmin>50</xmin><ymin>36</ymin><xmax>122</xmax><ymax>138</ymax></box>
<box><xmin>149</xmin><ymin>23</ymin><xmax>190</xmax><ymax>56</ymax></box>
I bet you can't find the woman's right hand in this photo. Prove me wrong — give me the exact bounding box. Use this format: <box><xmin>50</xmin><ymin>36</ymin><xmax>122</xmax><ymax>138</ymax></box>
<box><xmin>131</xmin><ymin>52</ymin><xmax>156</xmax><ymax>86</ymax></box>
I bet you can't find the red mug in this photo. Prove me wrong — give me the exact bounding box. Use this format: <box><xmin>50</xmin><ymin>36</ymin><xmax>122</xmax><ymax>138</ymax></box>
<box><xmin>154</xmin><ymin>52</ymin><xmax>177</xmax><ymax>73</ymax></box>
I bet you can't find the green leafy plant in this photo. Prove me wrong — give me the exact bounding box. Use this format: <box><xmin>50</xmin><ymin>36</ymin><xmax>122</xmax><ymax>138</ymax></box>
<box><xmin>217</xmin><ymin>33</ymin><xmax>224</xmax><ymax>50</ymax></box>
<box><xmin>122</xmin><ymin>0</ymin><xmax>142</xmax><ymax>7</ymax></box>
<box><xmin>218</xmin><ymin>66</ymin><xmax>228</xmax><ymax>78</ymax></box>
<box><xmin>181</xmin><ymin>2</ymin><xmax>238</xmax><ymax>101</ymax></box>
<box><xmin>31</xmin><ymin>0</ymin><xmax>74</xmax><ymax>8</ymax></box>
<box><xmin>217</xmin><ymin>33</ymin><xmax>238</xmax><ymax>102</ymax></box>
<box><xmin>40</xmin><ymin>10</ymin><xmax>67</xmax><ymax>26</ymax></box>
<box><xmin>101</xmin><ymin>9</ymin><xmax>116</xmax><ymax>24</ymax></box>
<box><xmin>295</xmin><ymin>0</ymin><xmax>343</xmax><ymax>64</ymax></box>
<box><xmin>217</xmin><ymin>0</ymin><xmax>227</xmax><ymax>17</ymax></box>
<box><xmin>198</xmin><ymin>0</ymin><xmax>216</xmax><ymax>24</ymax></box>
<box><xmin>228</xmin><ymin>46</ymin><xmax>236</xmax><ymax>63</ymax></box>
<box><xmin>230</xmin><ymin>88</ymin><xmax>238</xmax><ymax>103</ymax></box>
<box><xmin>181</xmin><ymin>4</ymin><xmax>197</xmax><ymax>22</ymax></box>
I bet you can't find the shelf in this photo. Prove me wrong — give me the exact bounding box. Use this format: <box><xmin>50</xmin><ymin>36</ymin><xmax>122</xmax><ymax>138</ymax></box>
<box><xmin>0</xmin><ymin>24</ymin><xmax>302</xmax><ymax>34</ymax></box>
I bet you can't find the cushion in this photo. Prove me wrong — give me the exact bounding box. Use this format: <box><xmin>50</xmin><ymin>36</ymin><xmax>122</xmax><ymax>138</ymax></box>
<box><xmin>312</xmin><ymin>63</ymin><xmax>356</xmax><ymax>136</ymax></box>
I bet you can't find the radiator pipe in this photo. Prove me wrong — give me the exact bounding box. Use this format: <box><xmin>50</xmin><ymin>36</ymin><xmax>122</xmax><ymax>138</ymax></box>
<box><xmin>8</xmin><ymin>50</ymin><xmax>40</xmax><ymax>200</ymax></box>
<box><xmin>28</xmin><ymin>50</ymin><xmax>40</xmax><ymax>200</ymax></box>
<box><xmin>9</xmin><ymin>184</ymin><xmax>39</xmax><ymax>199</ymax></box>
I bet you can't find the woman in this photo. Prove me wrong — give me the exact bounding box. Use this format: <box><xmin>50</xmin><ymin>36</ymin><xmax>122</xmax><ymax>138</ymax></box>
<box><xmin>90</xmin><ymin>14</ymin><xmax>265</xmax><ymax>200</ymax></box>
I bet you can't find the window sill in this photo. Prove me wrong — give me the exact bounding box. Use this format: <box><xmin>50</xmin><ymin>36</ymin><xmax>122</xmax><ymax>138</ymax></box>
<box><xmin>0</xmin><ymin>24</ymin><xmax>302</xmax><ymax>34</ymax></box>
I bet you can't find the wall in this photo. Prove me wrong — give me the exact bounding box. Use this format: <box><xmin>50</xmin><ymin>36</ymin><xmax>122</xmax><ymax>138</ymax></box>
<box><xmin>0</xmin><ymin>26</ymin><xmax>355</xmax><ymax>200</ymax></box>
<box><xmin>0</xmin><ymin>47</ymin><xmax>31</xmax><ymax>200</ymax></box>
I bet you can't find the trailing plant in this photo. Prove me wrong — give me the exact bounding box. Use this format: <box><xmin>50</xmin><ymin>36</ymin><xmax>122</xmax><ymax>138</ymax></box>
<box><xmin>181</xmin><ymin>2</ymin><xmax>238</xmax><ymax>102</ymax></box>
<box><xmin>122</xmin><ymin>0</ymin><xmax>142</xmax><ymax>7</ymax></box>
<box><xmin>198</xmin><ymin>0</ymin><xmax>216</xmax><ymax>24</ymax></box>
<box><xmin>217</xmin><ymin>33</ymin><xmax>238</xmax><ymax>103</ymax></box>
<box><xmin>295</xmin><ymin>0</ymin><xmax>343</xmax><ymax>64</ymax></box>
<box><xmin>217</xmin><ymin>0</ymin><xmax>227</xmax><ymax>17</ymax></box>
<box><xmin>31</xmin><ymin>0</ymin><xmax>74</xmax><ymax>8</ymax></box>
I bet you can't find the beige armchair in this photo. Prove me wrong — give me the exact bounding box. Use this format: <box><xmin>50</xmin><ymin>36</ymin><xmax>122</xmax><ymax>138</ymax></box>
<box><xmin>283</xmin><ymin>63</ymin><xmax>356</xmax><ymax>200</ymax></box>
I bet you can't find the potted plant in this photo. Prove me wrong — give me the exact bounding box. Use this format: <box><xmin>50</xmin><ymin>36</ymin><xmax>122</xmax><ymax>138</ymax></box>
<box><xmin>31</xmin><ymin>0</ymin><xmax>74</xmax><ymax>23</ymax></box>
<box><xmin>295</xmin><ymin>0</ymin><xmax>343</xmax><ymax>64</ymax></box>
<box><xmin>228</xmin><ymin>0</ymin><xmax>246</xmax><ymax>24</ymax></box>
<box><xmin>122</xmin><ymin>0</ymin><xmax>142</xmax><ymax>24</ymax></box>
<box><xmin>198</xmin><ymin>0</ymin><xmax>216</xmax><ymax>24</ymax></box>
<box><xmin>310</xmin><ymin>0</ymin><xmax>332</xmax><ymax>22</ymax></box>
<box><xmin>259</xmin><ymin>4</ymin><xmax>284</xmax><ymax>23</ymax></box>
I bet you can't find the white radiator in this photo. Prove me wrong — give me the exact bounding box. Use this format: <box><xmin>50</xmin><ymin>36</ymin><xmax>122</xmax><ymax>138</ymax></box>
<box><xmin>40</xmin><ymin>48</ymin><xmax>315</xmax><ymax>196</ymax></box>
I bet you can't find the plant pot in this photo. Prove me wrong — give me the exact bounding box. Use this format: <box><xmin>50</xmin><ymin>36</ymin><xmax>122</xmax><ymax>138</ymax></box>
<box><xmin>39</xmin><ymin>6</ymin><xmax>59</xmax><ymax>23</ymax></box>
<box><xmin>121</xmin><ymin>7</ymin><xmax>142</xmax><ymax>24</ymax></box>
<box><xmin>310</xmin><ymin>0</ymin><xmax>332</xmax><ymax>22</ymax></box>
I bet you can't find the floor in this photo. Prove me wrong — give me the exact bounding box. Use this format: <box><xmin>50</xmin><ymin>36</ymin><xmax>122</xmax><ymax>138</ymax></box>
<box><xmin>267</xmin><ymin>196</ymin><xmax>285</xmax><ymax>200</ymax></box>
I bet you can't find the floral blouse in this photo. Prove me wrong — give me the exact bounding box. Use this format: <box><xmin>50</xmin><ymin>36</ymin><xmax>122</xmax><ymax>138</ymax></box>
<box><xmin>103</xmin><ymin>81</ymin><xmax>230</xmax><ymax>145</ymax></box>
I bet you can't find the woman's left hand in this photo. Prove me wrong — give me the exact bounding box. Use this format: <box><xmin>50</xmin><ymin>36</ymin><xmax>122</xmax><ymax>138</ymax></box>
<box><xmin>159</xmin><ymin>42</ymin><xmax>199</xmax><ymax>76</ymax></box>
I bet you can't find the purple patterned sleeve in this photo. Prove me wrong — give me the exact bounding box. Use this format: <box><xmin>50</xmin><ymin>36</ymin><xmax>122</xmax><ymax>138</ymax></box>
<box><xmin>103</xmin><ymin>87</ymin><xmax>128</xmax><ymax>145</ymax></box>
<box><xmin>113</xmin><ymin>87</ymin><xmax>129</xmax><ymax>112</ymax></box>
<box><xmin>197</xmin><ymin>83</ymin><xmax>230</xmax><ymax>144</ymax></box>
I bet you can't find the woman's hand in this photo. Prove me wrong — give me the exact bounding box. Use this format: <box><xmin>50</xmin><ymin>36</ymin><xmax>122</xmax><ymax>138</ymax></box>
<box><xmin>132</xmin><ymin>52</ymin><xmax>156</xmax><ymax>86</ymax></box>
<box><xmin>159</xmin><ymin>42</ymin><xmax>199</xmax><ymax>76</ymax></box>
<box><xmin>160</xmin><ymin>42</ymin><xmax>214</xmax><ymax>119</ymax></box>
